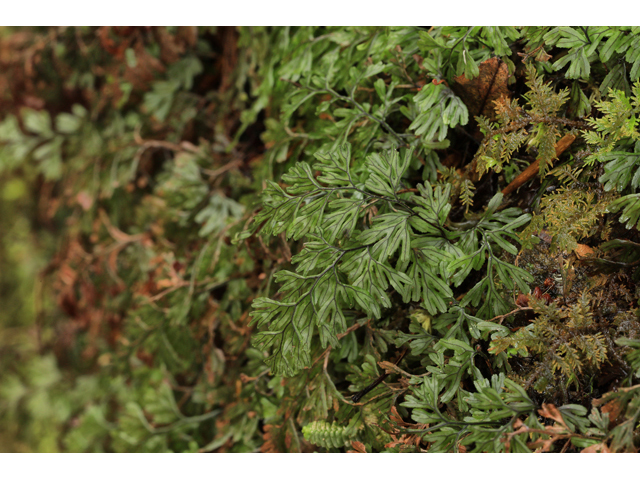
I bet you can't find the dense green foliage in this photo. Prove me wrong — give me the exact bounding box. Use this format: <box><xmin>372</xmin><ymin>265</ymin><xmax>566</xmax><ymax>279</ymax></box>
<box><xmin>2</xmin><ymin>26</ymin><xmax>640</xmax><ymax>453</ymax></box>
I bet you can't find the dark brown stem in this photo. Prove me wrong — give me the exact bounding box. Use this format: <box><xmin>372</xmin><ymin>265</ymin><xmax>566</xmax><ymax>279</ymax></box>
<box><xmin>351</xmin><ymin>347</ymin><xmax>408</xmax><ymax>403</ymax></box>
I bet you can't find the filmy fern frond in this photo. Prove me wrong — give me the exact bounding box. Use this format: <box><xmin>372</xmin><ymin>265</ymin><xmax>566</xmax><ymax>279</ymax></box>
<box><xmin>250</xmin><ymin>143</ymin><xmax>534</xmax><ymax>375</ymax></box>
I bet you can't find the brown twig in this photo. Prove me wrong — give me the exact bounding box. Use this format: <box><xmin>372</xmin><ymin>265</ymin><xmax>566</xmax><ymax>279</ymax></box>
<box><xmin>201</xmin><ymin>158</ymin><xmax>243</xmax><ymax>180</ymax></box>
<box><xmin>502</xmin><ymin>134</ymin><xmax>576</xmax><ymax>196</ymax></box>
<box><xmin>517</xmin><ymin>44</ymin><xmax>547</xmax><ymax>62</ymax></box>
<box><xmin>488</xmin><ymin>306</ymin><xmax>533</xmax><ymax>324</ymax></box>
<box><xmin>351</xmin><ymin>347</ymin><xmax>408</xmax><ymax>403</ymax></box>
<box><xmin>309</xmin><ymin>323</ymin><xmax>362</xmax><ymax>368</ymax></box>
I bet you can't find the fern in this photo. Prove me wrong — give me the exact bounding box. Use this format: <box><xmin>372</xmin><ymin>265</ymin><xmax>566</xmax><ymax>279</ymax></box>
<box><xmin>417</xmin><ymin>27</ymin><xmax>520</xmax><ymax>83</ymax></box>
<box><xmin>543</xmin><ymin>27</ymin><xmax>609</xmax><ymax>80</ymax></box>
<box><xmin>11</xmin><ymin>25</ymin><xmax>640</xmax><ymax>454</ymax></box>
<box><xmin>249</xmin><ymin>144</ymin><xmax>533</xmax><ymax>375</ymax></box>
<box><xmin>302</xmin><ymin>419</ymin><xmax>364</xmax><ymax>449</ymax></box>
<box><xmin>475</xmin><ymin>64</ymin><xmax>572</xmax><ymax>176</ymax></box>
<box><xmin>584</xmin><ymin>81</ymin><xmax>640</xmax><ymax>166</ymax></box>
<box><xmin>490</xmin><ymin>295</ymin><xmax>609</xmax><ymax>392</ymax></box>
<box><xmin>403</xmin><ymin>373</ymin><xmax>537</xmax><ymax>452</ymax></box>
<box><xmin>409</xmin><ymin>82</ymin><xmax>468</xmax><ymax>143</ymax></box>
<box><xmin>544</xmin><ymin>27</ymin><xmax>640</xmax><ymax>91</ymax></box>
<box><xmin>617</xmin><ymin>337</ymin><xmax>640</xmax><ymax>378</ymax></box>
<box><xmin>583</xmin><ymin>81</ymin><xmax>640</xmax><ymax>230</ymax></box>
<box><xmin>521</xmin><ymin>184</ymin><xmax>616</xmax><ymax>253</ymax></box>
<box><xmin>447</xmin><ymin>194</ymin><xmax>533</xmax><ymax>318</ymax></box>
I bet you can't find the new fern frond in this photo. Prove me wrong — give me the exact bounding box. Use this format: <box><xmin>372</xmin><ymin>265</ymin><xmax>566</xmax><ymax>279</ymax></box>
<box><xmin>475</xmin><ymin>64</ymin><xmax>573</xmax><ymax>177</ymax></box>
<box><xmin>302</xmin><ymin>419</ymin><xmax>364</xmax><ymax>449</ymax></box>
<box><xmin>582</xmin><ymin>82</ymin><xmax>640</xmax><ymax>230</ymax></box>
<box><xmin>584</xmin><ymin>81</ymin><xmax>640</xmax><ymax>164</ymax></box>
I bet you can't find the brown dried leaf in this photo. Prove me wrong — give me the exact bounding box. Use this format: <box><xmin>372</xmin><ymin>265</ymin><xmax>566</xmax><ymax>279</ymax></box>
<box><xmin>76</xmin><ymin>191</ymin><xmax>94</xmax><ymax>211</ymax></box>
<box><xmin>528</xmin><ymin>436</ymin><xmax>559</xmax><ymax>453</ymax></box>
<box><xmin>348</xmin><ymin>441</ymin><xmax>367</xmax><ymax>453</ymax></box>
<box><xmin>535</xmin><ymin>49</ymin><xmax>552</xmax><ymax>63</ymax></box>
<box><xmin>542</xmin><ymin>426</ymin><xmax>568</xmax><ymax>435</ymax></box>
<box><xmin>453</xmin><ymin>57</ymin><xmax>511</xmax><ymax>119</ymax></box>
<box><xmin>123</xmin><ymin>42</ymin><xmax>165</xmax><ymax>91</ymax></box>
<box><xmin>519</xmin><ymin>45</ymin><xmax>552</xmax><ymax>63</ymax></box>
<box><xmin>516</xmin><ymin>293</ymin><xmax>530</xmax><ymax>307</ymax></box>
<box><xmin>383</xmin><ymin>435</ymin><xmax>420</xmax><ymax>451</ymax></box>
<box><xmin>176</xmin><ymin>26</ymin><xmax>198</xmax><ymax>48</ymax></box>
<box><xmin>502</xmin><ymin>419</ymin><xmax>530</xmax><ymax>452</ymax></box>
<box><xmin>538</xmin><ymin>403</ymin><xmax>568</xmax><ymax>430</ymax></box>
<box><xmin>601</xmin><ymin>400</ymin><xmax>624</xmax><ymax>426</ymax></box>
<box><xmin>388</xmin><ymin>406</ymin><xmax>413</xmax><ymax>428</ymax></box>
<box><xmin>260</xmin><ymin>424</ymin><xmax>280</xmax><ymax>453</ymax></box>
<box><xmin>575</xmin><ymin>243</ymin><xmax>595</xmax><ymax>259</ymax></box>
<box><xmin>153</xmin><ymin>27</ymin><xmax>185</xmax><ymax>64</ymax></box>
<box><xmin>581</xmin><ymin>442</ymin><xmax>611</xmax><ymax>453</ymax></box>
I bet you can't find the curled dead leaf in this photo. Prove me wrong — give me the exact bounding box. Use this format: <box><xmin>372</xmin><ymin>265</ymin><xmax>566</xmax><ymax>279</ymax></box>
<box><xmin>453</xmin><ymin>57</ymin><xmax>511</xmax><ymax>120</ymax></box>
<box><xmin>538</xmin><ymin>403</ymin><xmax>568</xmax><ymax>429</ymax></box>
<box><xmin>76</xmin><ymin>191</ymin><xmax>94</xmax><ymax>211</ymax></box>
<box><xmin>575</xmin><ymin>244</ymin><xmax>595</xmax><ymax>259</ymax></box>
<box><xmin>601</xmin><ymin>399</ymin><xmax>624</xmax><ymax>426</ymax></box>
<box><xmin>348</xmin><ymin>441</ymin><xmax>367</xmax><ymax>453</ymax></box>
